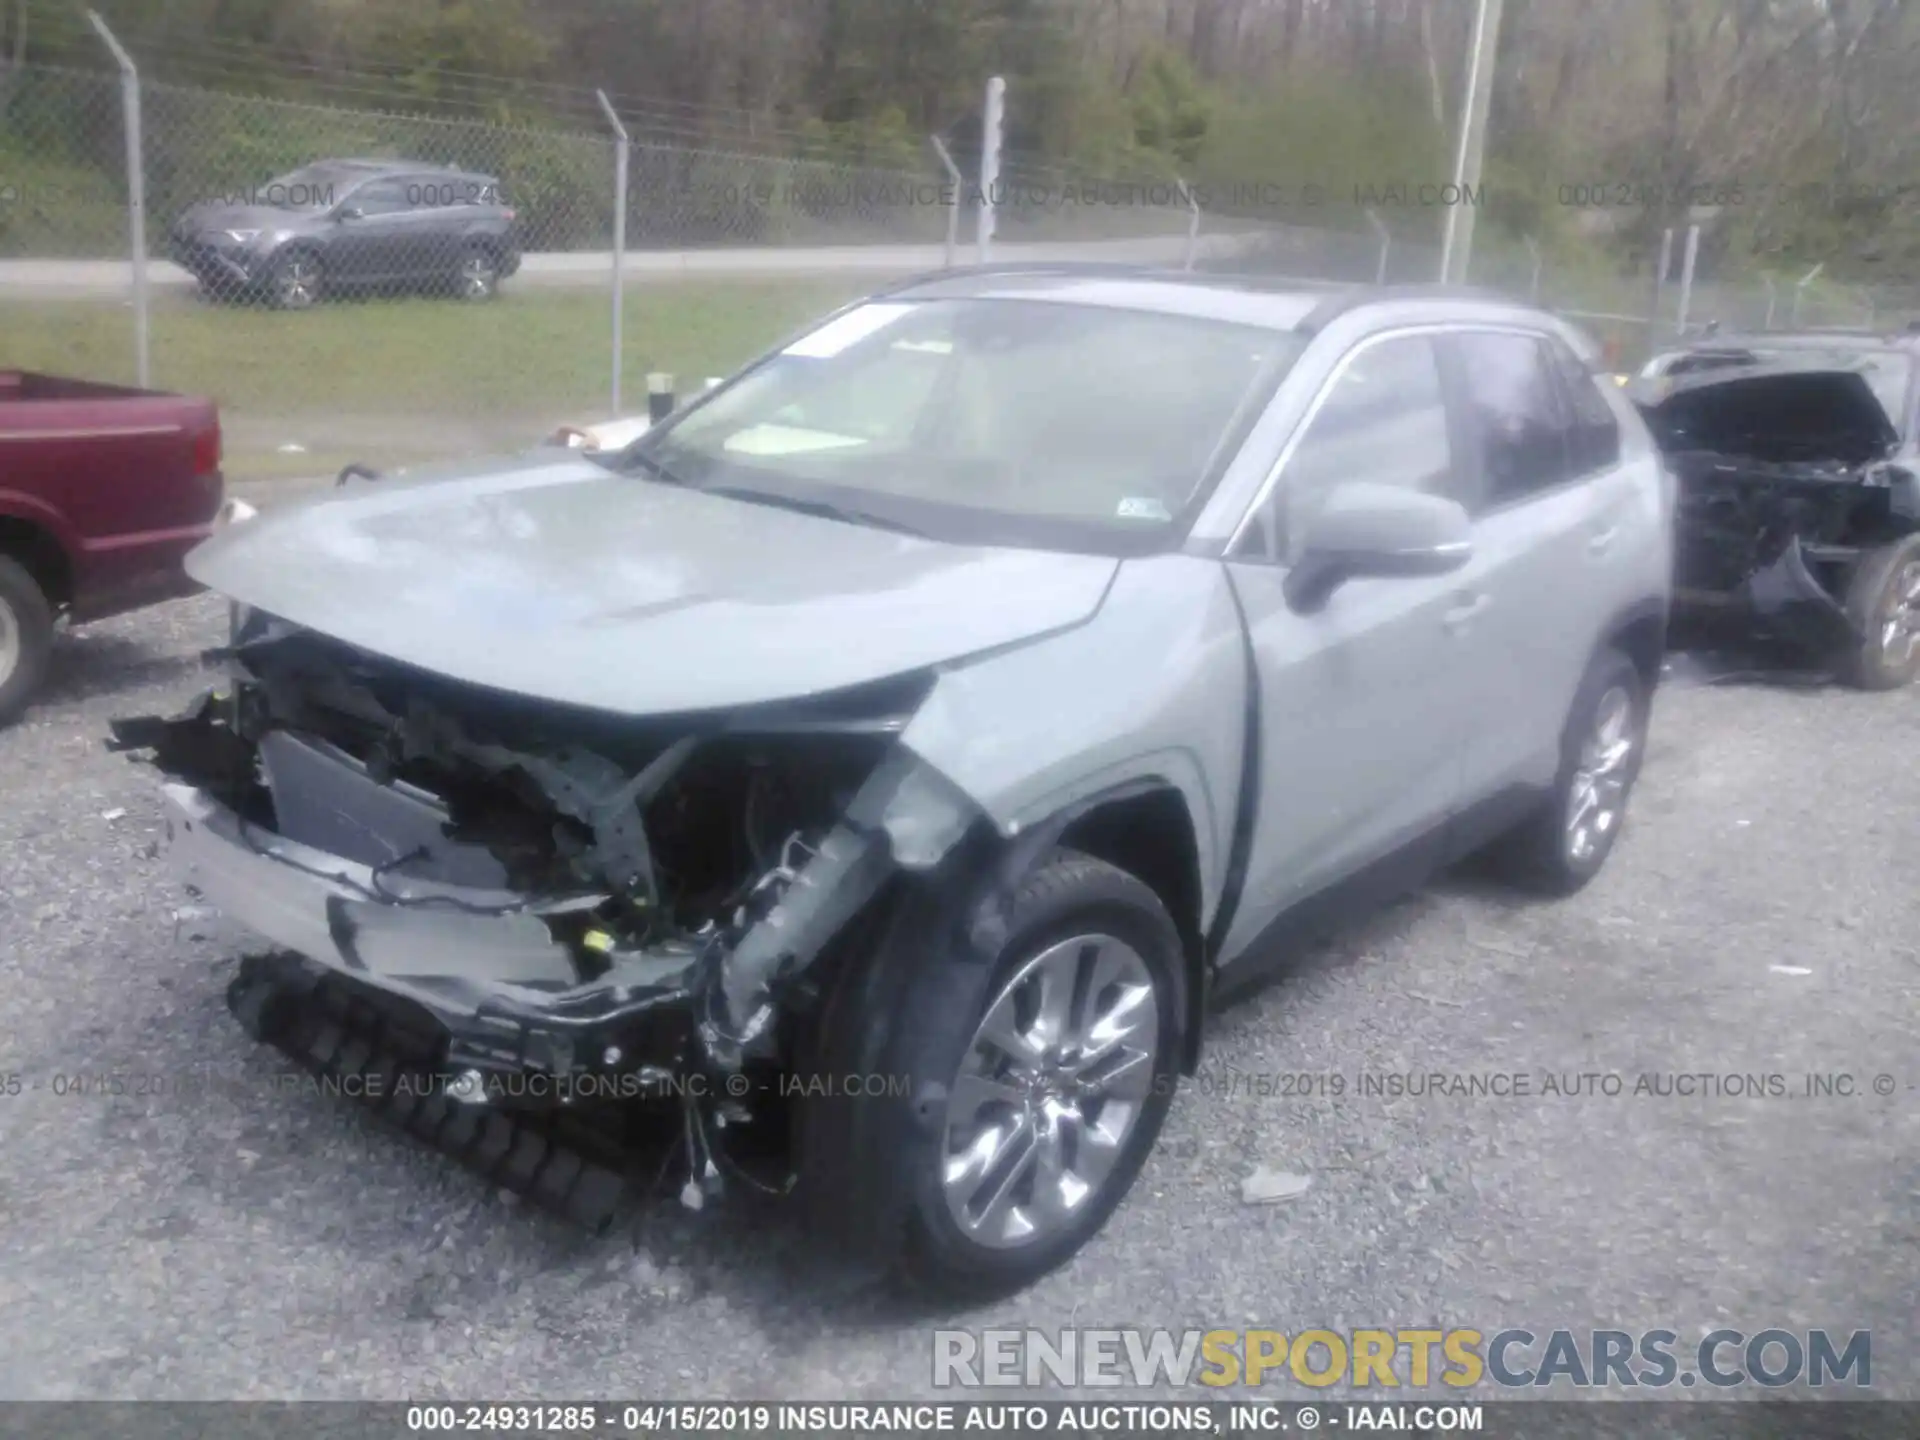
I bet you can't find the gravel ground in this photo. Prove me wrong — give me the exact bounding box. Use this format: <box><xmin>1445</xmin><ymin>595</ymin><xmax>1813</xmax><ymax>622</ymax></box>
<box><xmin>1</xmin><ymin>581</ymin><xmax>1916</xmax><ymax>1403</ymax></box>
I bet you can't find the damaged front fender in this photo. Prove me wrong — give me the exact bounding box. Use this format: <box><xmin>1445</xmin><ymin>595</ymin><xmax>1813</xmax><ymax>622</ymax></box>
<box><xmin>695</xmin><ymin>745</ymin><xmax>984</xmax><ymax>1066</ymax></box>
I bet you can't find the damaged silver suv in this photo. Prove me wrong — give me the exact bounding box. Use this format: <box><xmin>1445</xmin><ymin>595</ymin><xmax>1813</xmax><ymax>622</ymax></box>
<box><xmin>114</xmin><ymin>270</ymin><xmax>1672</xmax><ymax>1298</ymax></box>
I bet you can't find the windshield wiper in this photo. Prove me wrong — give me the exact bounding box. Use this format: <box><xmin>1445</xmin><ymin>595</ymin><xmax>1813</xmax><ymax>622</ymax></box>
<box><xmin>613</xmin><ymin>447</ymin><xmax>693</xmax><ymax>487</ymax></box>
<box><xmin>703</xmin><ymin>485</ymin><xmax>929</xmax><ymax>538</ymax></box>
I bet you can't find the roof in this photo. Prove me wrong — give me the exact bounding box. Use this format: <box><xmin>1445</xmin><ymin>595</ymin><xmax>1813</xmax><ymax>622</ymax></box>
<box><xmin>320</xmin><ymin>158</ymin><xmax>492</xmax><ymax>179</ymax></box>
<box><xmin>884</xmin><ymin>266</ymin><xmax>1563</xmax><ymax>335</ymax></box>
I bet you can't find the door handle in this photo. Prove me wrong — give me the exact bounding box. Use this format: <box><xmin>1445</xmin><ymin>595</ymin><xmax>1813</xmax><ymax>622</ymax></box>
<box><xmin>1587</xmin><ymin>524</ymin><xmax>1618</xmax><ymax>555</ymax></box>
<box><xmin>1443</xmin><ymin>593</ymin><xmax>1490</xmax><ymax>630</ymax></box>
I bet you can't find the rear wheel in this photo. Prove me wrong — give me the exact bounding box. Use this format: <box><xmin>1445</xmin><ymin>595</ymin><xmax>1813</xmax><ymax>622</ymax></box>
<box><xmin>796</xmin><ymin>848</ymin><xmax>1185</xmax><ymax>1300</ymax></box>
<box><xmin>1838</xmin><ymin>535</ymin><xmax>1920</xmax><ymax>690</ymax></box>
<box><xmin>0</xmin><ymin>555</ymin><xmax>56</xmax><ymax>726</ymax></box>
<box><xmin>1487</xmin><ymin>648</ymin><xmax>1648</xmax><ymax>896</ymax></box>
<box><xmin>456</xmin><ymin>245</ymin><xmax>501</xmax><ymax>302</ymax></box>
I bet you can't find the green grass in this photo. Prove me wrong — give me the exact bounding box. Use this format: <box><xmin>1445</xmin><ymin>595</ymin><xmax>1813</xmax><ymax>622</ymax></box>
<box><xmin>0</xmin><ymin>278</ymin><xmax>874</xmax><ymax>476</ymax></box>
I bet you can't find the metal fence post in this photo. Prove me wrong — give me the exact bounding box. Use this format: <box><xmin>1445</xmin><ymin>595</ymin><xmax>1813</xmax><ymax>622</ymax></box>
<box><xmin>1650</xmin><ymin>226</ymin><xmax>1674</xmax><ymax>336</ymax></box>
<box><xmin>86</xmin><ymin>10</ymin><xmax>147</xmax><ymax>387</ymax></box>
<box><xmin>596</xmin><ymin>90</ymin><xmax>629</xmax><ymax>417</ymax></box>
<box><xmin>1176</xmin><ymin>176</ymin><xmax>1200</xmax><ymax>270</ymax></box>
<box><xmin>1365</xmin><ymin>210</ymin><xmax>1391</xmax><ymax>283</ymax></box>
<box><xmin>977</xmin><ymin>76</ymin><xmax>1004</xmax><ymax>263</ymax></box>
<box><xmin>930</xmin><ymin>135</ymin><xmax>962</xmax><ymax>269</ymax></box>
<box><xmin>1674</xmin><ymin>224</ymin><xmax>1700</xmax><ymax>335</ymax></box>
<box><xmin>1792</xmin><ymin>262</ymin><xmax>1824</xmax><ymax>326</ymax></box>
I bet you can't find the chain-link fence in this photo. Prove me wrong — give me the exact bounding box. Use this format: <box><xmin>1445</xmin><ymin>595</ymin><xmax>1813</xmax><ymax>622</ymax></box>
<box><xmin>8</xmin><ymin>36</ymin><xmax>1919</xmax><ymax>475</ymax></box>
<box><xmin>0</xmin><ymin>63</ymin><xmax>128</xmax><ymax>260</ymax></box>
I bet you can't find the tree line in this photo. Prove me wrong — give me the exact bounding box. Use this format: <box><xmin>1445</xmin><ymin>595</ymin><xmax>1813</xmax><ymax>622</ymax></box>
<box><xmin>5</xmin><ymin>0</ymin><xmax>1916</xmax><ymax>283</ymax></box>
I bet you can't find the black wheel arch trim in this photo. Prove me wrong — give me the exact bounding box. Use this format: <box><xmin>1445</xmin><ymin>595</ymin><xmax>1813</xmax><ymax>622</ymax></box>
<box><xmin>1596</xmin><ymin>593</ymin><xmax>1671</xmax><ymax>690</ymax></box>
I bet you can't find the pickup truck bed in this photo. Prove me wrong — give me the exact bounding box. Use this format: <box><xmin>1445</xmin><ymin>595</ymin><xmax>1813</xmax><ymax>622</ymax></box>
<box><xmin>0</xmin><ymin>370</ymin><xmax>226</xmax><ymax>720</ymax></box>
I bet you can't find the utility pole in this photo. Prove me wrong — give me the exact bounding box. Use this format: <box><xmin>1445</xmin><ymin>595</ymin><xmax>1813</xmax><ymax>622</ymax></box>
<box><xmin>977</xmin><ymin>75</ymin><xmax>1005</xmax><ymax>262</ymax></box>
<box><xmin>1437</xmin><ymin>0</ymin><xmax>1506</xmax><ymax>285</ymax></box>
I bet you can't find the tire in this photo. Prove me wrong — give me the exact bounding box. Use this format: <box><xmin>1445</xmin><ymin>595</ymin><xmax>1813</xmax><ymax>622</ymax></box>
<box><xmin>795</xmin><ymin>846</ymin><xmax>1186</xmax><ymax>1301</ymax></box>
<box><xmin>1487</xmin><ymin>648</ymin><xmax>1648</xmax><ymax>897</ymax></box>
<box><xmin>266</xmin><ymin>248</ymin><xmax>323</xmax><ymax>310</ymax></box>
<box><xmin>1837</xmin><ymin>535</ymin><xmax>1920</xmax><ymax>690</ymax></box>
<box><xmin>0</xmin><ymin>555</ymin><xmax>56</xmax><ymax>726</ymax></box>
<box><xmin>455</xmin><ymin>245</ymin><xmax>501</xmax><ymax>302</ymax></box>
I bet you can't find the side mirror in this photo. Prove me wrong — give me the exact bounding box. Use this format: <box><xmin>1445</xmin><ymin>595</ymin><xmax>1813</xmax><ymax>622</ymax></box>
<box><xmin>335</xmin><ymin>205</ymin><xmax>364</xmax><ymax>222</ymax></box>
<box><xmin>1283</xmin><ymin>482</ymin><xmax>1471</xmax><ymax>612</ymax></box>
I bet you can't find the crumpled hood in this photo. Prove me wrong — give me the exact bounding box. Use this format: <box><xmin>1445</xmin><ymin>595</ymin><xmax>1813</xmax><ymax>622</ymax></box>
<box><xmin>186</xmin><ymin>454</ymin><xmax>1119</xmax><ymax>715</ymax></box>
<box><xmin>1631</xmin><ymin>362</ymin><xmax>1902</xmax><ymax>468</ymax></box>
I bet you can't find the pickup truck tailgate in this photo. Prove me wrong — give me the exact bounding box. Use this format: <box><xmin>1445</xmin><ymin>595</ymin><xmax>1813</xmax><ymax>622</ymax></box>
<box><xmin>0</xmin><ymin>371</ymin><xmax>224</xmax><ymax>621</ymax></box>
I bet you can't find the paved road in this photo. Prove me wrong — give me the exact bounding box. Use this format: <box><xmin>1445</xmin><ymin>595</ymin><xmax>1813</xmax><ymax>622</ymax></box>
<box><xmin>0</xmin><ymin>546</ymin><xmax>1915</xmax><ymax>1400</ymax></box>
<box><xmin>0</xmin><ymin>234</ymin><xmax>1261</xmax><ymax>298</ymax></box>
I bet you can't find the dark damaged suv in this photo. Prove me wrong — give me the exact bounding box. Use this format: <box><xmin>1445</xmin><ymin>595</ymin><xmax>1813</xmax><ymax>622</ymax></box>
<box><xmin>1631</xmin><ymin>328</ymin><xmax>1920</xmax><ymax>687</ymax></box>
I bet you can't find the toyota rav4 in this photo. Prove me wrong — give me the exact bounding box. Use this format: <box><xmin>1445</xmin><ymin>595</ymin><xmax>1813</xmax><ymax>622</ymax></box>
<box><xmin>114</xmin><ymin>270</ymin><xmax>1672</xmax><ymax>1298</ymax></box>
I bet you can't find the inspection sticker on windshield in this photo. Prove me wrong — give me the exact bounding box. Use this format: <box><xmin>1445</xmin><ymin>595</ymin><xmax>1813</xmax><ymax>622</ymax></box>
<box><xmin>783</xmin><ymin>303</ymin><xmax>915</xmax><ymax>359</ymax></box>
<box><xmin>1117</xmin><ymin>497</ymin><xmax>1171</xmax><ymax>521</ymax></box>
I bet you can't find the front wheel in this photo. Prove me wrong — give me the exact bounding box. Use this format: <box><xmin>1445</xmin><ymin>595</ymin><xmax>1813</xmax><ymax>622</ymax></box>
<box><xmin>797</xmin><ymin>847</ymin><xmax>1185</xmax><ymax>1300</ymax></box>
<box><xmin>266</xmin><ymin>249</ymin><xmax>323</xmax><ymax>310</ymax></box>
<box><xmin>1838</xmin><ymin>535</ymin><xmax>1920</xmax><ymax>690</ymax></box>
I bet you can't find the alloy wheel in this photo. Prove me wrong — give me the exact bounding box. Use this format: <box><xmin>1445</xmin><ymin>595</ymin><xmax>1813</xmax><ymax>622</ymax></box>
<box><xmin>941</xmin><ymin>932</ymin><xmax>1160</xmax><ymax>1250</ymax></box>
<box><xmin>276</xmin><ymin>255</ymin><xmax>319</xmax><ymax>309</ymax></box>
<box><xmin>1565</xmin><ymin>685</ymin><xmax>1636</xmax><ymax>864</ymax></box>
<box><xmin>460</xmin><ymin>253</ymin><xmax>498</xmax><ymax>299</ymax></box>
<box><xmin>1877</xmin><ymin>560</ymin><xmax>1920</xmax><ymax>666</ymax></box>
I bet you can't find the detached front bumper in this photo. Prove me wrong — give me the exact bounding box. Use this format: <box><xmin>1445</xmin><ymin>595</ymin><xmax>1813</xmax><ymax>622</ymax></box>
<box><xmin>1674</xmin><ymin>535</ymin><xmax>1863</xmax><ymax>657</ymax></box>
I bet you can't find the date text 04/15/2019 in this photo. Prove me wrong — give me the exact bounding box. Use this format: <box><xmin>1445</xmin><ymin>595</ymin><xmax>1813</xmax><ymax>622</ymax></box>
<box><xmin>400</xmin><ymin>1402</ymin><xmax>1491</xmax><ymax>1434</ymax></box>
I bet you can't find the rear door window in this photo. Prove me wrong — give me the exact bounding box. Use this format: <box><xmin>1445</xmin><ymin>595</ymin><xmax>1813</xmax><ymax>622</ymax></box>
<box><xmin>1547</xmin><ymin>338</ymin><xmax>1622</xmax><ymax>475</ymax></box>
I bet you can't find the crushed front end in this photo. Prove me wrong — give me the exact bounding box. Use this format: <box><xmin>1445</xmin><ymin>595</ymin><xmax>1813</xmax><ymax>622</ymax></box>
<box><xmin>1635</xmin><ymin>364</ymin><xmax>1920</xmax><ymax>659</ymax></box>
<box><xmin>111</xmin><ymin>616</ymin><xmax>978</xmax><ymax>1229</ymax></box>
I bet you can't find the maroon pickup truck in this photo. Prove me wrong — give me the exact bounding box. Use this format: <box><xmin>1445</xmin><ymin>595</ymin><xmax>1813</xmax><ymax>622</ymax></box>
<box><xmin>0</xmin><ymin>372</ymin><xmax>229</xmax><ymax>722</ymax></box>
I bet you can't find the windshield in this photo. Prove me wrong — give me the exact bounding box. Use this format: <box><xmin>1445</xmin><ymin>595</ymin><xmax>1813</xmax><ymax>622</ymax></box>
<box><xmin>1651</xmin><ymin>346</ymin><xmax>1913</xmax><ymax>435</ymax></box>
<box><xmin>610</xmin><ymin>297</ymin><xmax>1303</xmax><ymax>552</ymax></box>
